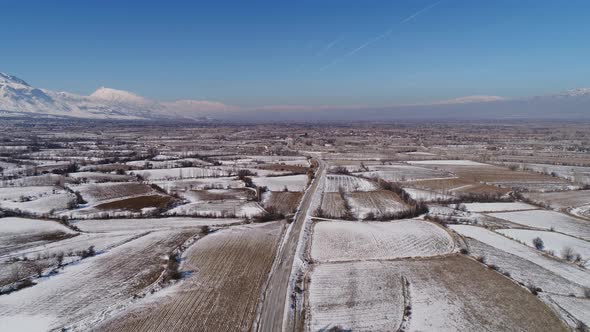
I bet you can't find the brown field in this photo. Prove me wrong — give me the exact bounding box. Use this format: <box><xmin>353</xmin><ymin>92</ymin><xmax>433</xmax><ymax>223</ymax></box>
<box><xmin>98</xmin><ymin>222</ymin><xmax>282</xmax><ymax>332</ymax></box>
<box><xmin>95</xmin><ymin>195</ymin><xmax>176</xmax><ymax>212</ymax></box>
<box><xmin>80</xmin><ymin>182</ymin><xmax>156</xmax><ymax>202</ymax></box>
<box><xmin>264</xmin><ymin>191</ymin><xmax>303</xmax><ymax>214</ymax></box>
<box><xmin>320</xmin><ymin>192</ymin><xmax>348</xmax><ymax>218</ymax></box>
<box><xmin>409</xmin><ymin>176</ymin><xmax>510</xmax><ymax>195</ymax></box>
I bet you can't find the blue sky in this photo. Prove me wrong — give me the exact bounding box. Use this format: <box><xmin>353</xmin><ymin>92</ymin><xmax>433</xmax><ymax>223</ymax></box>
<box><xmin>2</xmin><ymin>0</ymin><xmax>590</xmax><ymax>106</ymax></box>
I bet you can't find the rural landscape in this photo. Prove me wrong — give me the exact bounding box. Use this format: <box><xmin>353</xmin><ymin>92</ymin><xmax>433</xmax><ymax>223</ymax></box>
<box><xmin>0</xmin><ymin>119</ymin><xmax>589</xmax><ymax>331</ymax></box>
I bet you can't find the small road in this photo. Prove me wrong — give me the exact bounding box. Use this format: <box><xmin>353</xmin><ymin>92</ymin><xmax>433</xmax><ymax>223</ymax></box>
<box><xmin>256</xmin><ymin>159</ymin><xmax>326</xmax><ymax>332</ymax></box>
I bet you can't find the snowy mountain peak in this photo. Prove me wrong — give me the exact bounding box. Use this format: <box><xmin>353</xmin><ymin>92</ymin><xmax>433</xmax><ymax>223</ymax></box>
<box><xmin>0</xmin><ymin>73</ymin><xmax>30</xmax><ymax>86</ymax></box>
<box><xmin>89</xmin><ymin>87</ymin><xmax>150</xmax><ymax>105</ymax></box>
<box><xmin>557</xmin><ymin>88</ymin><xmax>590</xmax><ymax>97</ymax></box>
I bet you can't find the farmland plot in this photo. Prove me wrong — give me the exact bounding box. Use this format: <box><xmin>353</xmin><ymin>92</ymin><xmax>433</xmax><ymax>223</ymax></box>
<box><xmin>69</xmin><ymin>172</ymin><xmax>133</xmax><ymax>183</ymax></box>
<box><xmin>0</xmin><ymin>230</ymin><xmax>198</xmax><ymax>331</ymax></box>
<box><xmin>166</xmin><ymin>200</ymin><xmax>264</xmax><ymax>217</ymax></box>
<box><xmin>263</xmin><ymin>191</ymin><xmax>302</xmax><ymax>214</ymax></box>
<box><xmin>153</xmin><ymin>177</ymin><xmax>244</xmax><ymax>192</ymax></box>
<box><xmin>97</xmin><ymin>222</ymin><xmax>282</xmax><ymax>332</ymax></box>
<box><xmin>346</xmin><ymin>190</ymin><xmax>408</xmax><ymax>219</ymax></box>
<box><xmin>488</xmin><ymin>210</ymin><xmax>590</xmax><ymax>241</ymax></box>
<box><xmin>0</xmin><ymin>218</ymin><xmax>77</xmax><ymax>256</ymax></box>
<box><xmin>131</xmin><ymin>167</ymin><xmax>229</xmax><ymax>181</ymax></box>
<box><xmin>524</xmin><ymin>190</ymin><xmax>590</xmax><ymax>209</ymax></box>
<box><xmin>252</xmin><ymin>174</ymin><xmax>308</xmax><ymax>192</ymax></box>
<box><xmin>463</xmin><ymin>202</ymin><xmax>538</xmax><ymax>213</ymax></box>
<box><xmin>451</xmin><ymin>225</ymin><xmax>590</xmax><ymax>288</ymax></box>
<box><xmin>403</xmin><ymin>187</ymin><xmax>453</xmax><ymax>202</ymax></box>
<box><xmin>546</xmin><ymin>294</ymin><xmax>590</xmax><ymax>326</ymax></box>
<box><xmin>0</xmin><ymin>192</ymin><xmax>75</xmax><ymax>216</ymax></box>
<box><xmin>74</xmin><ymin>182</ymin><xmax>156</xmax><ymax>204</ymax></box>
<box><xmin>324</xmin><ymin>174</ymin><xmax>378</xmax><ymax>193</ymax></box>
<box><xmin>464</xmin><ymin>238</ymin><xmax>587</xmax><ymax>296</ymax></box>
<box><xmin>308</xmin><ymin>255</ymin><xmax>566</xmax><ymax>332</ymax></box>
<box><xmin>496</xmin><ymin>229</ymin><xmax>590</xmax><ymax>267</ymax></box>
<box><xmin>73</xmin><ymin>217</ymin><xmax>242</xmax><ymax>233</ymax></box>
<box><xmin>311</xmin><ymin>220</ymin><xmax>454</xmax><ymax>262</ymax></box>
<box><xmin>319</xmin><ymin>193</ymin><xmax>348</xmax><ymax>218</ymax></box>
<box><xmin>357</xmin><ymin>164</ymin><xmax>453</xmax><ymax>182</ymax></box>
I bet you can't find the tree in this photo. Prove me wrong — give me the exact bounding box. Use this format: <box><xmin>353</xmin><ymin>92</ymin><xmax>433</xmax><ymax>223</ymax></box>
<box><xmin>561</xmin><ymin>247</ymin><xmax>575</xmax><ymax>262</ymax></box>
<box><xmin>532</xmin><ymin>237</ymin><xmax>544</xmax><ymax>250</ymax></box>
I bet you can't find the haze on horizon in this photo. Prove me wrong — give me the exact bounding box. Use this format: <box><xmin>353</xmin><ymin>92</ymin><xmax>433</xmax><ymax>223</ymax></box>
<box><xmin>2</xmin><ymin>0</ymin><xmax>590</xmax><ymax>114</ymax></box>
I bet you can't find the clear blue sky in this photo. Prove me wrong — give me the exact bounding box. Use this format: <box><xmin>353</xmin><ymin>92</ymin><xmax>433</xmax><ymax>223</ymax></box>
<box><xmin>2</xmin><ymin>0</ymin><xmax>590</xmax><ymax>106</ymax></box>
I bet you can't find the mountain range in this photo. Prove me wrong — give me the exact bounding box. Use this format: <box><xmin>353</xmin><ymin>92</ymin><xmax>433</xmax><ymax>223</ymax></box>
<box><xmin>1</xmin><ymin>72</ymin><xmax>589</xmax><ymax>122</ymax></box>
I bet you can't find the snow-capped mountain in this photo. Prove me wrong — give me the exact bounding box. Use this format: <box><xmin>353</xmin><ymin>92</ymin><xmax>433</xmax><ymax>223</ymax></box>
<box><xmin>0</xmin><ymin>72</ymin><xmax>224</xmax><ymax>121</ymax></box>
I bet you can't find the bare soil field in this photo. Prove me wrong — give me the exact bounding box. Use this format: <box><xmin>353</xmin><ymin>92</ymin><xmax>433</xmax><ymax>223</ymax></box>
<box><xmin>307</xmin><ymin>255</ymin><xmax>567</xmax><ymax>332</ymax></box>
<box><xmin>76</xmin><ymin>183</ymin><xmax>156</xmax><ymax>204</ymax></box>
<box><xmin>324</xmin><ymin>174</ymin><xmax>378</xmax><ymax>192</ymax></box>
<box><xmin>95</xmin><ymin>194</ymin><xmax>176</xmax><ymax>212</ymax></box>
<box><xmin>319</xmin><ymin>192</ymin><xmax>348</xmax><ymax>218</ymax></box>
<box><xmin>263</xmin><ymin>191</ymin><xmax>302</xmax><ymax>214</ymax></box>
<box><xmin>97</xmin><ymin>222</ymin><xmax>282</xmax><ymax>332</ymax></box>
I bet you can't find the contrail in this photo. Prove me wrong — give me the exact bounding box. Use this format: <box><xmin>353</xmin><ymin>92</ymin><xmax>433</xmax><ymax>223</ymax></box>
<box><xmin>320</xmin><ymin>0</ymin><xmax>443</xmax><ymax>71</ymax></box>
<box><xmin>316</xmin><ymin>36</ymin><xmax>343</xmax><ymax>56</ymax></box>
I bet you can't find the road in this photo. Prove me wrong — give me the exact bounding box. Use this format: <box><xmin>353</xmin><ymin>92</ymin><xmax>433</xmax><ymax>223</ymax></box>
<box><xmin>255</xmin><ymin>159</ymin><xmax>326</xmax><ymax>332</ymax></box>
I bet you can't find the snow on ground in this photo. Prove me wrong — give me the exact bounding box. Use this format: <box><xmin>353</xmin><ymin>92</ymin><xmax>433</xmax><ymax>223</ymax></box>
<box><xmin>1</xmin><ymin>231</ymin><xmax>137</xmax><ymax>261</ymax></box>
<box><xmin>346</xmin><ymin>191</ymin><xmax>408</xmax><ymax>219</ymax></box>
<box><xmin>403</xmin><ymin>188</ymin><xmax>454</xmax><ymax>202</ymax></box>
<box><xmin>524</xmin><ymin>190</ymin><xmax>590</xmax><ymax>209</ymax></box>
<box><xmin>0</xmin><ymin>229</ymin><xmax>198</xmax><ymax>331</ymax></box>
<box><xmin>0</xmin><ymin>314</ymin><xmax>55</xmax><ymax>332</ymax></box>
<box><xmin>464</xmin><ymin>202</ymin><xmax>538</xmax><ymax>213</ymax></box>
<box><xmin>252</xmin><ymin>174</ymin><xmax>308</xmax><ymax>192</ymax></box>
<box><xmin>72</xmin><ymin>217</ymin><xmax>242</xmax><ymax>233</ymax></box>
<box><xmin>496</xmin><ymin>229</ymin><xmax>590</xmax><ymax>267</ymax></box>
<box><xmin>0</xmin><ymin>186</ymin><xmax>57</xmax><ymax>201</ymax></box>
<box><xmin>311</xmin><ymin>220</ymin><xmax>454</xmax><ymax>262</ymax></box>
<box><xmin>406</xmin><ymin>159</ymin><xmax>488</xmax><ymax>166</ymax></box>
<box><xmin>153</xmin><ymin>177</ymin><xmax>245</xmax><ymax>192</ymax></box>
<box><xmin>488</xmin><ymin>210</ymin><xmax>590</xmax><ymax>241</ymax></box>
<box><xmin>356</xmin><ymin>164</ymin><xmax>453</xmax><ymax>182</ymax></box>
<box><xmin>68</xmin><ymin>172</ymin><xmax>133</xmax><ymax>183</ymax></box>
<box><xmin>451</xmin><ymin>225</ymin><xmax>590</xmax><ymax>288</ymax></box>
<box><xmin>308</xmin><ymin>262</ymin><xmax>404</xmax><ymax>331</ymax></box>
<box><xmin>324</xmin><ymin>174</ymin><xmax>377</xmax><ymax>192</ymax></box>
<box><xmin>73</xmin><ymin>182</ymin><xmax>155</xmax><ymax>204</ymax></box>
<box><xmin>0</xmin><ymin>192</ymin><xmax>75</xmax><ymax>215</ymax></box>
<box><xmin>465</xmin><ymin>238</ymin><xmax>586</xmax><ymax>296</ymax></box>
<box><xmin>547</xmin><ymin>294</ymin><xmax>590</xmax><ymax>326</ymax></box>
<box><xmin>166</xmin><ymin>200</ymin><xmax>264</xmax><ymax>217</ymax></box>
<box><xmin>130</xmin><ymin>167</ymin><xmax>229</xmax><ymax>180</ymax></box>
<box><xmin>0</xmin><ymin>217</ymin><xmax>74</xmax><ymax>236</ymax></box>
<box><xmin>308</xmin><ymin>256</ymin><xmax>565</xmax><ymax>332</ymax></box>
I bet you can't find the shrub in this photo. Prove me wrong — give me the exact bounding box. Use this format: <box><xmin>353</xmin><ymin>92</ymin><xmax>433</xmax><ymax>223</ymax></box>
<box><xmin>475</xmin><ymin>256</ymin><xmax>486</xmax><ymax>264</ymax></box>
<box><xmin>561</xmin><ymin>247</ymin><xmax>576</xmax><ymax>262</ymax></box>
<box><xmin>532</xmin><ymin>237</ymin><xmax>544</xmax><ymax>250</ymax></box>
<box><xmin>459</xmin><ymin>248</ymin><xmax>469</xmax><ymax>255</ymax></box>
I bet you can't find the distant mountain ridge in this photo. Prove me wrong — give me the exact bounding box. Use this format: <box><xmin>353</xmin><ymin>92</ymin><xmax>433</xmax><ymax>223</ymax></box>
<box><xmin>1</xmin><ymin>72</ymin><xmax>589</xmax><ymax>122</ymax></box>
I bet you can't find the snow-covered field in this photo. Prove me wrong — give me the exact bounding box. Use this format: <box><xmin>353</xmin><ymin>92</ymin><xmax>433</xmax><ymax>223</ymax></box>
<box><xmin>356</xmin><ymin>164</ymin><xmax>453</xmax><ymax>182</ymax></box>
<box><xmin>308</xmin><ymin>256</ymin><xmax>564</xmax><ymax>332</ymax></box>
<box><xmin>166</xmin><ymin>200</ymin><xmax>264</xmax><ymax>217</ymax></box>
<box><xmin>73</xmin><ymin>182</ymin><xmax>156</xmax><ymax>204</ymax></box>
<box><xmin>0</xmin><ymin>192</ymin><xmax>75</xmax><ymax>215</ymax></box>
<box><xmin>547</xmin><ymin>294</ymin><xmax>590</xmax><ymax>326</ymax></box>
<box><xmin>488</xmin><ymin>210</ymin><xmax>590</xmax><ymax>241</ymax></box>
<box><xmin>308</xmin><ymin>262</ymin><xmax>405</xmax><ymax>331</ymax></box>
<box><xmin>346</xmin><ymin>190</ymin><xmax>408</xmax><ymax>219</ymax></box>
<box><xmin>72</xmin><ymin>217</ymin><xmax>242</xmax><ymax>233</ymax></box>
<box><xmin>451</xmin><ymin>225</ymin><xmax>590</xmax><ymax>288</ymax></box>
<box><xmin>324</xmin><ymin>174</ymin><xmax>378</xmax><ymax>192</ymax></box>
<box><xmin>496</xmin><ymin>228</ymin><xmax>590</xmax><ymax>267</ymax></box>
<box><xmin>406</xmin><ymin>159</ymin><xmax>488</xmax><ymax>166</ymax></box>
<box><xmin>252</xmin><ymin>174</ymin><xmax>308</xmax><ymax>192</ymax></box>
<box><xmin>524</xmin><ymin>190</ymin><xmax>590</xmax><ymax>209</ymax></box>
<box><xmin>464</xmin><ymin>202</ymin><xmax>538</xmax><ymax>212</ymax></box>
<box><xmin>131</xmin><ymin>167</ymin><xmax>229</xmax><ymax>180</ymax></box>
<box><xmin>311</xmin><ymin>220</ymin><xmax>454</xmax><ymax>262</ymax></box>
<box><xmin>403</xmin><ymin>187</ymin><xmax>454</xmax><ymax>202</ymax></box>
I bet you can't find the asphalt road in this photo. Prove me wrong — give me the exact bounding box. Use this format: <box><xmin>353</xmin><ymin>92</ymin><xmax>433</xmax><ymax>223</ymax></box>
<box><xmin>256</xmin><ymin>159</ymin><xmax>325</xmax><ymax>332</ymax></box>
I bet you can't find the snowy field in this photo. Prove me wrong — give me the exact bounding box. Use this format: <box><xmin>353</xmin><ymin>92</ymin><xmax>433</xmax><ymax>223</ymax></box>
<box><xmin>403</xmin><ymin>188</ymin><xmax>454</xmax><ymax>202</ymax></box>
<box><xmin>464</xmin><ymin>202</ymin><xmax>538</xmax><ymax>212</ymax></box>
<box><xmin>496</xmin><ymin>228</ymin><xmax>590</xmax><ymax>267</ymax></box>
<box><xmin>356</xmin><ymin>164</ymin><xmax>453</xmax><ymax>182</ymax></box>
<box><xmin>451</xmin><ymin>225</ymin><xmax>590</xmax><ymax>288</ymax></box>
<box><xmin>72</xmin><ymin>217</ymin><xmax>242</xmax><ymax>233</ymax></box>
<box><xmin>324</xmin><ymin>174</ymin><xmax>378</xmax><ymax>192</ymax></box>
<box><xmin>524</xmin><ymin>190</ymin><xmax>590</xmax><ymax>209</ymax></box>
<box><xmin>252</xmin><ymin>174</ymin><xmax>308</xmax><ymax>191</ymax></box>
<box><xmin>488</xmin><ymin>210</ymin><xmax>590</xmax><ymax>241</ymax></box>
<box><xmin>346</xmin><ymin>191</ymin><xmax>408</xmax><ymax>219</ymax></box>
<box><xmin>166</xmin><ymin>200</ymin><xmax>264</xmax><ymax>217</ymax></box>
<box><xmin>311</xmin><ymin>220</ymin><xmax>454</xmax><ymax>262</ymax></box>
<box><xmin>308</xmin><ymin>256</ymin><xmax>564</xmax><ymax>332</ymax></box>
<box><xmin>131</xmin><ymin>167</ymin><xmax>229</xmax><ymax>180</ymax></box>
<box><xmin>406</xmin><ymin>159</ymin><xmax>488</xmax><ymax>166</ymax></box>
